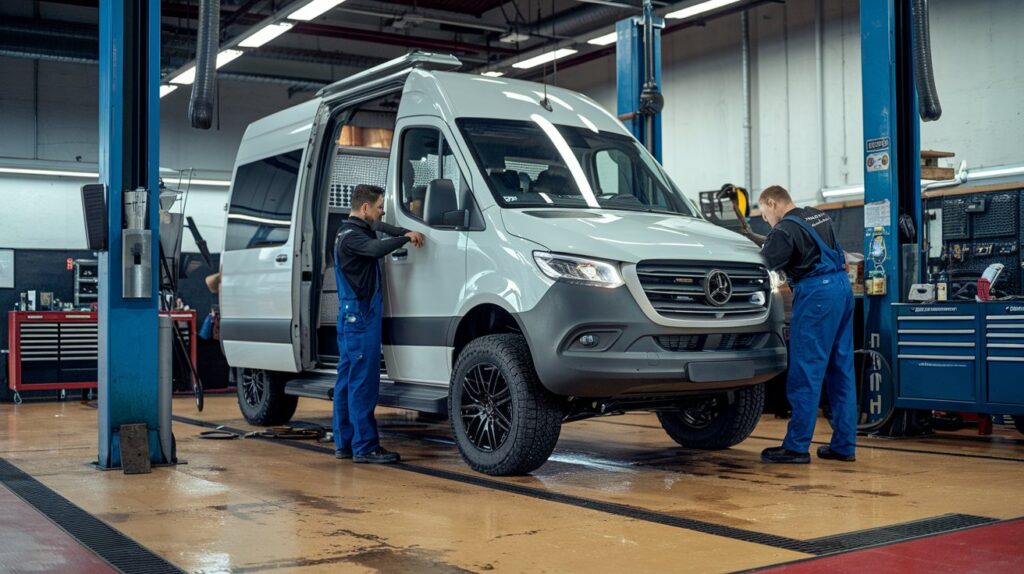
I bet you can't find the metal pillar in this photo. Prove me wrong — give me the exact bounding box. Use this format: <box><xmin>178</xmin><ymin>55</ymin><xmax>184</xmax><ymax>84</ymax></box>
<box><xmin>860</xmin><ymin>0</ymin><xmax>922</xmax><ymax>425</ymax></box>
<box><xmin>97</xmin><ymin>0</ymin><xmax>165</xmax><ymax>468</ymax></box>
<box><xmin>616</xmin><ymin>3</ymin><xmax>663</xmax><ymax>162</ymax></box>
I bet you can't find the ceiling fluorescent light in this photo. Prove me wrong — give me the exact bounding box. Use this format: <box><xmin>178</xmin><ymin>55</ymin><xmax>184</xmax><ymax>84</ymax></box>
<box><xmin>186</xmin><ymin>178</ymin><xmax>232</xmax><ymax>187</ymax></box>
<box><xmin>666</xmin><ymin>0</ymin><xmax>743</xmax><ymax>20</ymax></box>
<box><xmin>0</xmin><ymin>167</ymin><xmax>99</xmax><ymax>178</ymax></box>
<box><xmin>587</xmin><ymin>32</ymin><xmax>618</xmax><ymax>46</ymax></box>
<box><xmin>167</xmin><ymin>50</ymin><xmax>243</xmax><ymax>86</ymax></box>
<box><xmin>512</xmin><ymin>48</ymin><xmax>578</xmax><ymax>70</ymax></box>
<box><xmin>500</xmin><ymin>31</ymin><xmax>530</xmax><ymax>44</ymax></box>
<box><xmin>169</xmin><ymin>65</ymin><xmax>196</xmax><ymax>85</ymax></box>
<box><xmin>239</xmin><ymin>22</ymin><xmax>294</xmax><ymax>48</ymax></box>
<box><xmin>288</xmin><ymin>0</ymin><xmax>347</xmax><ymax>21</ymax></box>
<box><xmin>217</xmin><ymin>49</ymin><xmax>244</xmax><ymax>68</ymax></box>
<box><xmin>481</xmin><ymin>71</ymin><xmax>505</xmax><ymax>77</ymax></box>
<box><xmin>159</xmin><ymin>84</ymin><xmax>178</xmax><ymax>98</ymax></box>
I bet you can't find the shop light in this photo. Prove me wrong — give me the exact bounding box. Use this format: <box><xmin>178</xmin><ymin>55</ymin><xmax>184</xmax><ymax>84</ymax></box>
<box><xmin>168</xmin><ymin>50</ymin><xmax>244</xmax><ymax>85</ymax></box>
<box><xmin>186</xmin><ymin>178</ymin><xmax>232</xmax><ymax>187</ymax></box>
<box><xmin>159</xmin><ymin>85</ymin><xmax>178</xmax><ymax>98</ymax></box>
<box><xmin>0</xmin><ymin>167</ymin><xmax>98</xmax><ymax>178</ymax></box>
<box><xmin>587</xmin><ymin>32</ymin><xmax>618</xmax><ymax>46</ymax></box>
<box><xmin>666</xmin><ymin>0</ymin><xmax>743</xmax><ymax>20</ymax></box>
<box><xmin>481</xmin><ymin>71</ymin><xmax>505</xmax><ymax>77</ymax></box>
<box><xmin>512</xmin><ymin>48</ymin><xmax>578</xmax><ymax>70</ymax></box>
<box><xmin>239</xmin><ymin>22</ymin><xmax>294</xmax><ymax>48</ymax></box>
<box><xmin>288</xmin><ymin>0</ymin><xmax>347</xmax><ymax>21</ymax></box>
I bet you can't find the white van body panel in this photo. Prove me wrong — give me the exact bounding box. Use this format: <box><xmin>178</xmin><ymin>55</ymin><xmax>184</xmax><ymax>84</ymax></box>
<box><xmin>460</xmin><ymin>206</ymin><xmax>553</xmax><ymax>317</ymax></box>
<box><xmin>233</xmin><ymin>99</ymin><xmax>319</xmax><ymax>165</ymax></box>
<box><xmin>219</xmin><ymin>99</ymin><xmax>319</xmax><ymax>372</ymax></box>
<box><xmin>499</xmin><ymin>209</ymin><xmax>764</xmax><ymax>265</ymax></box>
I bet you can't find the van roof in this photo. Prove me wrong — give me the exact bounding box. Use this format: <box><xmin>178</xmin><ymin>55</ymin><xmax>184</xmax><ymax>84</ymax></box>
<box><xmin>235</xmin><ymin>67</ymin><xmax>628</xmax><ymax>167</ymax></box>
<box><xmin>404</xmin><ymin>70</ymin><xmax>629</xmax><ymax>135</ymax></box>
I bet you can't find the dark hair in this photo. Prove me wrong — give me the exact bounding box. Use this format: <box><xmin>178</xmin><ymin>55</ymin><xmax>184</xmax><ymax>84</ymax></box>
<box><xmin>758</xmin><ymin>185</ymin><xmax>792</xmax><ymax>205</ymax></box>
<box><xmin>351</xmin><ymin>184</ymin><xmax>384</xmax><ymax>211</ymax></box>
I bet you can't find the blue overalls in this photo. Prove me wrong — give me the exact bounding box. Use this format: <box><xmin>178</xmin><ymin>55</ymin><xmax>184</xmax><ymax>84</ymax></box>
<box><xmin>781</xmin><ymin>214</ymin><xmax>857</xmax><ymax>457</ymax></box>
<box><xmin>333</xmin><ymin>253</ymin><xmax>384</xmax><ymax>456</ymax></box>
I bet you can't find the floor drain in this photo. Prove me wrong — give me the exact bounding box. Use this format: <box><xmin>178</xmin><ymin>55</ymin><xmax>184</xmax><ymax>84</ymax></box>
<box><xmin>0</xmin><ymin>458</ymin><xmax>185</xmax><ymax>574</ymax></box>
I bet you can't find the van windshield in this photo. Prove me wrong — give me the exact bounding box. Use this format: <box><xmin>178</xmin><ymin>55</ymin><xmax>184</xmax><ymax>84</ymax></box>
<box><xmin>456</xmin><ymin>117</ymin><xmax>697</xmax><ymax>217</ymax></box>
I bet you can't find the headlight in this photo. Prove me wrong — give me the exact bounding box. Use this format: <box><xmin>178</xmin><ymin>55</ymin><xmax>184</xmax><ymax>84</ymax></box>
<box><xmin>533</xmin><ymin>252</ymin><xmax>624</xmax><ymax>288</ymax></box>
<box><xmin>769</xmin><ymin>270</ymin><xmax>785</xmax><ymax>291</ymax></box>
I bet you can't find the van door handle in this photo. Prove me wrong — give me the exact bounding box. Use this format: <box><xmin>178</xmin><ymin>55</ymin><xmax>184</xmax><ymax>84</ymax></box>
<box><xmin>391</xmin><ymin>249</ymin><xmax>408</xmax><ymax>260</ymax></box>
<box><xmin>275</xmin><ymin>254</ymin><xmax>288</xmax><ymax>263</ymax></box>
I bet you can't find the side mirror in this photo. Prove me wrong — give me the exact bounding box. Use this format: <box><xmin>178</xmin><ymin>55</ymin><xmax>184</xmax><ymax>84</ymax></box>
<box><xmin>424</xmin><ymin>179</ymin><xmax>468</xmax><ymax>228</ymax></box>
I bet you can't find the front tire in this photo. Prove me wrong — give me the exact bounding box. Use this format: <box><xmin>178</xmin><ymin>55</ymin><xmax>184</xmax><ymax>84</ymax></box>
<box><xmin>658</xmin><ymin>384</ymin><xmax>765</xmax><ymax>450</ymax></box>
<box><xmin>236</xmin><ymin>368</ymin><xmax>298</xmax><ymax>426</ymax></box>
<box><xmin>449</xmin><ymin>334</ymin><xmax>563</xmax><ymax>476</ymax></box>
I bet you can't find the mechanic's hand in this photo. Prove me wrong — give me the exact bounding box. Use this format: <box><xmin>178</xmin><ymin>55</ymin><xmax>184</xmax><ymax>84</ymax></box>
<box><xmin>405</xmin><ymin>231</ymin><xmax>425</xmax><ymax>247</ymax></box>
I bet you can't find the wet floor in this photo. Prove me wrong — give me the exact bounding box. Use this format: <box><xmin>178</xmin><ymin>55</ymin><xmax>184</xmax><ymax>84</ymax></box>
<box><xmin>1</xmin><ymin>396</ymin><xmax>1023</xmax><ymax>573</ymax></box>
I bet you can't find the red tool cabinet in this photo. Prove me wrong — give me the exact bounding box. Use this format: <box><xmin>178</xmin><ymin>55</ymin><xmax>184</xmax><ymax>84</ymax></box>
<box><xmin>6</xmin><ymin>310</ymin><xmax>196</xmax><ymax>404</ymax></box>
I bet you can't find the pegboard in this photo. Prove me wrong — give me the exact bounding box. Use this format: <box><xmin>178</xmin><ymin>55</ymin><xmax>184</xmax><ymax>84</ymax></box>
<box><xmin>941</xmin><ymin>197</ymin><xmax>970</xmax><ymax>240</ymax></box>
<box><xmin>329</xmin><ymin>152</ymin><xmax>389</xmax><ymax>210</ymax></box>
<box><xmin>973</xmin><ymin>193</ymin><xmax>1019</xmax><ymax>239</ymax></box>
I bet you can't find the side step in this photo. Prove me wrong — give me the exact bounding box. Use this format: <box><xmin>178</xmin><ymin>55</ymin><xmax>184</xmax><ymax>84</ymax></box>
<box><xmin>284</xmin><ymin>374</ymin><xmax>448</xmax><ymax>414</ymax></box>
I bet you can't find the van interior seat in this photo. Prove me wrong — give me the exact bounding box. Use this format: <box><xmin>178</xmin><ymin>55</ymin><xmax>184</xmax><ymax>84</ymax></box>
<box><xmin>490</xmin><ymin>170</ymin><xmax>522</xmax><ymax>195</ymax></box>
<box><xmin>533</xmin><ymin>165</ymin><xmax>571</xmax><ymax>195</ymax></box>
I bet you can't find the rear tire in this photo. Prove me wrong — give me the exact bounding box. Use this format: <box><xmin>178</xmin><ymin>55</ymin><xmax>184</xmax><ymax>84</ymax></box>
<box><xmin>236</xmin><ymin>368</ymin><xmax>298</xmax><ymax>426</ymax></box>
<box><xmin>449</xmin><ymin>334</ymin><xmax>563</xmax><ymax>476</ymax></box>
<box><xmin>658</xmin><ymin>384</ymin><xmax>765</xmax><ymax>450</ymax></box>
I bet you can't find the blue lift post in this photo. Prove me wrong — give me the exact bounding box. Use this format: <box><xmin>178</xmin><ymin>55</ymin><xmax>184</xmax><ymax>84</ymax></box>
<box><xmin>616</xmin><ymin>1</ymin><xmax>663</xmax><ymax>162</ymax></box>
<box><xmin>860</xmin><ymin>0</ymin><xmax>925</xmax><ymax>427</ymax></box>
<box><xmin>97</xmin><ymin>0</ymin><xmax>166</xmax><ymax>468</ymax></box>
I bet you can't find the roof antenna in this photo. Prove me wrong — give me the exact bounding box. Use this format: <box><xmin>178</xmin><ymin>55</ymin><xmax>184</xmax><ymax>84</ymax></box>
<box><xmin>539</xmin><ymin>2</ymin><xmax>553</xmax><ymax>111</ymax></box>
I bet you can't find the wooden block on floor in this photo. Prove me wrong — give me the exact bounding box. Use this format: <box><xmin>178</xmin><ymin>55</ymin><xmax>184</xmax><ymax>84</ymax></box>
<box><xmin>119</xmin><ymin>423</ymin><xmax>151</xmax><ymax>475</ymax></box>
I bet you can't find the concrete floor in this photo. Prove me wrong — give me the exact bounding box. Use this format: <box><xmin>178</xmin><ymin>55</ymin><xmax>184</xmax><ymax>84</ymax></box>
<box><xmin>2</xmin><ymin>395</ymin><xmax>1023</xmax><ymax>573</ymax></box>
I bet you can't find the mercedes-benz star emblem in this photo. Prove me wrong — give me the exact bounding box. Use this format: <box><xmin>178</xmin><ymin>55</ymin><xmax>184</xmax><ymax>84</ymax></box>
<box><xmin>704</xmin><ymin>270</ymin><xmax>733</xmax><ymax>307</ymax></box>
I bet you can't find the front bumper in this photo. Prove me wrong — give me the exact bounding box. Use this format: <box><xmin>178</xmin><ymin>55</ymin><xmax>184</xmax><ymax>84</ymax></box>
<box><xmin>516</xmin><ymin>282</ymin><xmax>788</xmax><ymax>398</ymax></box>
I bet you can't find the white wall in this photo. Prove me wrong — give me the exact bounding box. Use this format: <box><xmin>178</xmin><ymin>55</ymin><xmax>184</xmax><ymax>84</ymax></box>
<box><xmin>2</xmin><ymin>0</ymin><xmax>1022</xmax><ymax>250</ymax></box>
<box><xmin>561</xmin><ymin>0</ymin><xmax>1022</xmax><ymax>205</ymax></box>
<box><xmin>0</xmin><ymin>58</ymin><xmax>312</xmax><ymax>251</ymax></box>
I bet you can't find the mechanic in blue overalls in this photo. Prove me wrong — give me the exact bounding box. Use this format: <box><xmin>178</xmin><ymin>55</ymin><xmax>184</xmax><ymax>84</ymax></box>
<box><xmin>333</xmin><ymin>184</ymin><xmax>424</xmax><ymax>464</ymax></box>
<box><xmin>757</xmin><ymin>185</ymin><xmax>856</xmax><ymax>463</ymax></box>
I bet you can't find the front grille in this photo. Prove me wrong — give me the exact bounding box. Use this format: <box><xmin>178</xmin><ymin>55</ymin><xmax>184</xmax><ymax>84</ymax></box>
<box><xmin>656</xmin><ymin>335</ymin><xmax>705</xmax><ymax>352</ymax></box>
<box><xmin>636</xmin><ymin>260</ymin><xmax>770</xmax><ymax>320</ymax></box>
<box><xmin>655</xmin><ymin>333</ymin><xmax>765</xmax><ymax>352</ymax></box>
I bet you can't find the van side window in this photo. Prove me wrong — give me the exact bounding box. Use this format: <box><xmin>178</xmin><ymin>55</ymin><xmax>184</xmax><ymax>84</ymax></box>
<box><xmin>594</xmin><ymin>149</ymin><xmax>633</xmax><ymax>197</ymax></box>
<box><xmin>399</xmin><ymin>128</ymin><xmax>440</xmax><ymax>221</ymax></box>
<box><xmin>225</xmin><ymin>149</ymin><xmax>302</xmax><ymax>251</ymax></box>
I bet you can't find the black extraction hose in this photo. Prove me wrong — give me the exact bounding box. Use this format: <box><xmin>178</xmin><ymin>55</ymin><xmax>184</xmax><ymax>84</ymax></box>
<box><xmin>189</xmin><ymin>0</ymin><xmax>219</xmax><ymax>129</ymax></box>
<box><xmin>912</xmin><ymin>0</ymin><xmax>942</xmax><ymax>121</ymax></box>
<box><xmin>854</xmin><ymin>349</ymin><xmax>896</xmax><ymax>433</ymax></box>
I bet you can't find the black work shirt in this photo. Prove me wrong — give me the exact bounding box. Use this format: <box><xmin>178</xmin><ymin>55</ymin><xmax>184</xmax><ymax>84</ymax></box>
<box><xmin>335</xmin><ymin>217</ymin><xmax>410</xmax><ymax>301</ymax></box>
<box><xmin>761</xmin><ymin>207</ymin><xmax>838</xmax><ymax>283</ymax></box>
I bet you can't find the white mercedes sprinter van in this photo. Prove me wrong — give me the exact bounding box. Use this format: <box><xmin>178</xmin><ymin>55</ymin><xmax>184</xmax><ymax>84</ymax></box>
<box><xmin>221</xmin><ymin>53</ymin><xmax>787</xmax><ymax>475</ymax></box>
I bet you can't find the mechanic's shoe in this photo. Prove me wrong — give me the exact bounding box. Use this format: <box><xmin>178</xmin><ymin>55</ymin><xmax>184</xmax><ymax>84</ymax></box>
<box><xmin>353</xmin><ymin>447</ymin><xmax>401</xmax><ymax>464</ymax></box>
<box><xmin>760</xmin><ymin>446</ymin><xmax>810</xmax><ymax>464</ymax></box>
<box><xmin>335</xmin><ymin>448</ymin><xmax>352</xmax><ymax>460</ymax></box>
<box><xmin>816</xmin><ymin>446</ymin><xmax>856</xmax><ymax>462</ymax></box>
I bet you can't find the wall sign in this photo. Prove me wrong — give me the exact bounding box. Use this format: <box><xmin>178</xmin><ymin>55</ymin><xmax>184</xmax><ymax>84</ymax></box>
<box><xmin>0</xmin><ymin>250</ymin><xmax>13</xmax><ymax>289</ymax></box>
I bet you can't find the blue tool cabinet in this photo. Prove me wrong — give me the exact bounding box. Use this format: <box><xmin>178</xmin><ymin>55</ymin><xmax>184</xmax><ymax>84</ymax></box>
<box><xmin>895</xmin><ymin>303</ymin><xmax>1024</xmax><ymax>415</ymax></box>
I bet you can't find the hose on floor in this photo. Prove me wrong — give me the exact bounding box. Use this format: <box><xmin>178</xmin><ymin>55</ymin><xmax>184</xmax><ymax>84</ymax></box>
<box><xmin>854</xmin><ymin>349</ymin><xmax>897</xmax><ymax>433</ymax></box>
<box><xmin>244</xmin><ymin>422</ymin><xmax>326</xmax><ymax>441</ymax></box>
